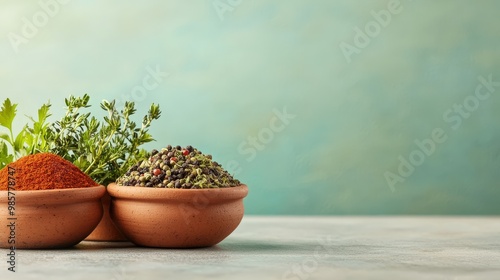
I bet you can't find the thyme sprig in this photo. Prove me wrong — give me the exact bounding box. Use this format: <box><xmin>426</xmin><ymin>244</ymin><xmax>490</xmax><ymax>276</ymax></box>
<box><xmin>46</xmin><ymin>94</ymin><xmax>161</xmax><ymax>185</ymax></box>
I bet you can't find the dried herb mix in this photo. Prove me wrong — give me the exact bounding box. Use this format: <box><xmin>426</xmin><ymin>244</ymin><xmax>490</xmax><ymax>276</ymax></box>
<box><xmin>116</xmin><ymin>145</ymin><xmax>241</xmax><ymax>189</ymax></box>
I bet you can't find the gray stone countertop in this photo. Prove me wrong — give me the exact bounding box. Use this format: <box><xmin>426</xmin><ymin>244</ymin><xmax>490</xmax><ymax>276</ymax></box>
<box><xmin>1</xmin><ymin>216</ymin><xmax>499</xmax><ymax>279</ymax></box>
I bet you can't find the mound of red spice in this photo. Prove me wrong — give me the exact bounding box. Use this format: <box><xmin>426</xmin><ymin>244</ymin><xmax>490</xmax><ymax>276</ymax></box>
<box><xmin>0</xmin><ymin>153</ymin><xmax>98</xmax><ymax>191</ymax></box>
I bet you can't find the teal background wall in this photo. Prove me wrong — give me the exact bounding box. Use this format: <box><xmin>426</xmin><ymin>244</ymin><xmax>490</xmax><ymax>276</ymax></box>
<box><xmin>1</xmin><ymin>0</ymin><xmax>499</xmax><ymax>215</ymax></box>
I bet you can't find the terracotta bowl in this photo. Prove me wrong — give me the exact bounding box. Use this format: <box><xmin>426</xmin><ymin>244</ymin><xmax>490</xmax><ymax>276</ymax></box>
<box><xmin>85</xmin><ymin>191</ymin><xmax>128</xmax><ymax>242</ymax></box>
<box><xmin>0</xmin><ymin>186</ymin><xmax>105</xmax><ymax>249</ymax></box>
<box><xmin>108</xmin><ymin>183</ymin><xmax>248</xmax><ymax>248</ymax></box>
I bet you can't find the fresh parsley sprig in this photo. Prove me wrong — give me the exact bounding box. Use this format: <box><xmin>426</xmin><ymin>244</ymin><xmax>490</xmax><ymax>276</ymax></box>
<box><xmin>0</xmin><ymin>98</ymin><xmax>51</xmax><ymax>169</ymax></box>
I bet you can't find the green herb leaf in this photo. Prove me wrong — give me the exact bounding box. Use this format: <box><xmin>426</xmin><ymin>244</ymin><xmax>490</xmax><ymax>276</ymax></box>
<box><xmin>13</xmin><ymin>126</ymin><xmax>27</xmax><ymax>153</ymax></box>
<box><xmin>0</xmin><ymin>99</ymin><xmax>17</xmax><ymax>131</ymax></box>
<box><xmin>0</xmin><ymin>142</ymin><xmax>13</xmax><ymax>170</ymax></box>
<box><xmin>0</xmin><ymin>132</ymin><xmax>10</xmax><ymax>144</ymax></box>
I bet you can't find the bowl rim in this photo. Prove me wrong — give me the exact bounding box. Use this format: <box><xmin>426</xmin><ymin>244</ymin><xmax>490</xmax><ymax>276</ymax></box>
<box><xmin>0</xmin><ymin>185</ymin><xmax>106</xmax><ymax>204</ymax></box>
<box><xmin>107</xmin><ymin>183</ymin><xmax>248</xmax><ymax>202</ymax></box>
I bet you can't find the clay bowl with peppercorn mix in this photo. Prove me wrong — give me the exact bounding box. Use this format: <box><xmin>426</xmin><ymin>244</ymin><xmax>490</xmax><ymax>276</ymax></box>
<box><xmin>0</xmin><ymin>185</ymin><xmax>106</xmax><ymax>249</ymax></box>
<box><xmin>108</xmin><ymin>183</ymin><xmax>248</xmax><ymax>248</ymax></box>
<box><xmin>108</xmin><ymin>145</ymin><xmax>248</xmax><ymax>248</ymax></box>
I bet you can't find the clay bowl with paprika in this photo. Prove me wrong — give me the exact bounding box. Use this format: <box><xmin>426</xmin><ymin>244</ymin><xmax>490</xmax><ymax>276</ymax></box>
<box><xmin>0</xmin><ymin>153</ymin><xmax>106</xmax><ymax>249</ymax></box>
<box><xmin>108</xmin><ymin>183</ymin><xmax>248</xmax><ymax>248</ymax></box>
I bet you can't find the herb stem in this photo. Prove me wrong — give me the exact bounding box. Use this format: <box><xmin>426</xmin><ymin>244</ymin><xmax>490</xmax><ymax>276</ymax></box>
<box><xmin>84</xmin><ymin>129</ymin><xmax>117</xmax><ymax>175</ymax></box>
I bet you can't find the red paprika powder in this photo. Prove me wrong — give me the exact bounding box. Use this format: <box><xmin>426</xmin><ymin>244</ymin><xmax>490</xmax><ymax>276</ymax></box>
<box><xmin>0</xmin><ymin>153</ymin><xmax>98</xmax><ymax>191</ymax></box>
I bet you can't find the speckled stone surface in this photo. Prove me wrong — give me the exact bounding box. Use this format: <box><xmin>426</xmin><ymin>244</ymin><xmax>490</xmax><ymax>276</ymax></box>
<box><xmin>1</xmin><ymin>217</ymin><xmax>499</xmax><ymax>279</ymax></box>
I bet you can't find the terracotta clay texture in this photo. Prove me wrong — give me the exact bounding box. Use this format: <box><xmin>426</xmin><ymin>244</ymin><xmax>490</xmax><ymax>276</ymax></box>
<box><xmin>0</xmin><ymin>186</ymin><xmax>105</xmax><ymax>249</ymax></box>
<box><xmin>85</xmin><ymin>191</ymin><xmax>128</xmax><ymax>241</ymax></box>
<box><xmin>108</xmin><ymin>183</ymin><xmax>248</xmax><ymax>248</ymax></box>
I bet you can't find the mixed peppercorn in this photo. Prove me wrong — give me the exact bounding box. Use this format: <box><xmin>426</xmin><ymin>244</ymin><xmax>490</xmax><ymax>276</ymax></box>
<box><xmin>116</xmin><ymin>145</ymin><xmax>241</xmax><ymax>189</ymax></box>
